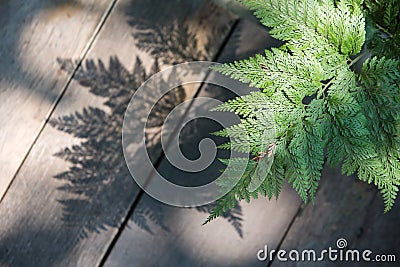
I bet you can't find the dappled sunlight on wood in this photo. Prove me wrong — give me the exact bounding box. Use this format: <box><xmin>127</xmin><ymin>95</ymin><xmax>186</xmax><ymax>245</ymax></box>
<box><xmin>0</xmin><ymin>0</ymin><xmax>113</xmax><ymax>200</ymax></box>
<box><xmin>42</xmin><ymin>0</ymin><xmax>84</xmax><ymax>20</ymax></box>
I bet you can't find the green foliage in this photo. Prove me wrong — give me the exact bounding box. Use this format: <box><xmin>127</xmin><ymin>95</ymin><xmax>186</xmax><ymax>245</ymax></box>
<box><xmin>205</xmin><ymin>0</ymin><xmax>400</xmax><ymax>223</ymax></box>
<box><xmin>364</xmin><ymin>0</ymin><xmax>400</xmax><ymax>58</ymax></box>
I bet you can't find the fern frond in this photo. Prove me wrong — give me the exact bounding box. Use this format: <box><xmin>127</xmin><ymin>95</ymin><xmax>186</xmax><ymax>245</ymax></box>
<box><xmin>239</xmin><ymin>0</ymin><xmax>365</xmax><ymax>55</ymax></box>
<box><xmin>205</xmin><ymin>0</ymin><xmax>400</xmax><ymax>223</ymax></box>
<box><xmin>212</xmin><ymin>48</ymin><xmax>327</xmax><ymax>103</ymax></box>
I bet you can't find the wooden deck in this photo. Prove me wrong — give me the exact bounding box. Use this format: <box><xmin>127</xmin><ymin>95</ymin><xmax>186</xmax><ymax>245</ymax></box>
<box><xmin>0</xmin><ymin>1</ymin><xmax>399</xmax><ymax>266</ymax></box>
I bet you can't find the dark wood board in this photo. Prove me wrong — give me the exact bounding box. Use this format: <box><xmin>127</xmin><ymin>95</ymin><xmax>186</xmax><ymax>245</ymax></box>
<box><xmin>0</xmin><ymin>1</ymin><xmax>235</xmax><ymax>266</ymax></box>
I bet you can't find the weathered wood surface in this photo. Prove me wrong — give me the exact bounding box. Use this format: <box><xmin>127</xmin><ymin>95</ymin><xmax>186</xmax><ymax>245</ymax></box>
<box><xmin>0</xmin><ymin>0</ymin><xmax>235</xmax><ymax>266</ymax></box>
<box><xmin>105</xmin><ymin>17</ymin><xmax>400</xmax><ymax>267</ymax></box>
<box><xmin>103</xmin><ymin>19</ymin><xmax>303</xmax><ymax>267</ymax></box>
<box><xmin>0</xmin><ymin>0</ymin><xmax>116</xmax><ymax>200</ymax></box>
<box><xmin>270</xmin><ymin>168</ymin><xmax>375</xmax><ymax>267</ymax></box>
<box><xmin>2</xmin><ymin>1</ymin><xmax>400</xmax><ymax>266</ymax></box>
<box><xmin>271</xmin><ymin>167</ymin><xmax>400</xmax><ymax>267</ymax></box>
<box><xmin>350</xmin><ymin>196</ymin><xmax>400</xmax><ymax>267</ymax></box>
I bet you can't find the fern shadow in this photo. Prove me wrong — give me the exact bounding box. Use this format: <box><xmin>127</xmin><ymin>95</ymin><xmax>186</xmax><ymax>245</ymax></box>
<box><xmin>49</xmin><ymin>0</ymin><xmax>244</xmax><ymax>240</ymax></box>
<box><xmin>51</xmin><ymin>56</ymin><xmax>244</xmax><ymax>239</ymax></box>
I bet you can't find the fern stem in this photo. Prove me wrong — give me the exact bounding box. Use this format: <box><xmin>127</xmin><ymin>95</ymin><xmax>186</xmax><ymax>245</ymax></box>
<box><xmin>321</xmin><ymin>77</ymin><xmax>336</xmax><ymax>97</ymax></box>
<box><xmin>375</xmin><ymin>23</ymin><xmax>394</xmax><ymax>38</ymax></box>
<box><xmin>348</xmin><ymin>51</ymin><xmax>369</xmax><ymax>67</ymax></box>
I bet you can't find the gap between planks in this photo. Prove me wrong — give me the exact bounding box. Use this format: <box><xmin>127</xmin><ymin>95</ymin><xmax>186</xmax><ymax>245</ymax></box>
<box><xmin>102</xmin><ymin>18</ymin><xmax>300</xmax><ymax>267</ymax></box>
<box><xmin>0</xmin><ymin>1</ymin><xmax>238</xmax><ymax>266</ymax></box>
<box><xmin>0</xmin><ymin>0</ymin><xmax>119</xmax><ymax>204</ymax></box>
<box><xmin>97</xmin><ymin>18</ymin><xmax>240</xmax><ymax>267</ymax></box>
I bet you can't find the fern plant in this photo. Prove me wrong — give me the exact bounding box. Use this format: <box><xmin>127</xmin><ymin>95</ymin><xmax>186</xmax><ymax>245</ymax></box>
<box><xmin>205</xmin><ymin>0</ymin><xmax>400</xmax><ymax>223</ymax></box>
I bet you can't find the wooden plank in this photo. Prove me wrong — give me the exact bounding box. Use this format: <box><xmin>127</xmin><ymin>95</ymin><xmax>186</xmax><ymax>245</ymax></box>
<box><xmin>0</xmin><ymin>1</ymin><xmax>235</xmax><ymax>266</ymax></box>
<box><xmin>270</xmin><ymin>168</ymin><xmax>380</xmax><ymax>267</ymax></box>
<box><xmin>0</xmin><ymin>0</ymin><xmax>115</xmax><ymax>200</ymax></box>
<box><xmin>105</xmin><ymin>189</ymin><xmax>300</xmax><ymax>267</ymax></box>
<box><xmin>349</xmin><ymin>194</ymin><xmax>400</xmax><ymax>266</ymax></box>
<box><xmin>212</xmin><ymin>0</ymin><xmax>261</xmax><ymax>24</ymax></box>
<box><xmin>104</xmin><ymin>20</ymin><xmax>302</xmax><ymax>267</ymax></box>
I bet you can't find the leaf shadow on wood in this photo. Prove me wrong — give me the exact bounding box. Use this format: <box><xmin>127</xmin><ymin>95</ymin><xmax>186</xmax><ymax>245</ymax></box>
<box><xmin>52</xmin><ymin>56</ymin><xmax>175</xmax><ymax>239</ymax></box>
<box><xmin>0</xmin><ymin>225</ymin><xmax>73</xmax><ymax>266</ymax></box>
<box><xmin>45</xmin><ymin>0</ymin><xmax>246</xmax><ymax>240</ymax></box>
<box><xmin>51</xmin><ymin>56</ymin><xmax>244</xmax><ymax>239</ymax></box>
<box><xmin>125</xmin><ymin>0</ymin><xmax>233</xmax><ymax>66</ymax></box>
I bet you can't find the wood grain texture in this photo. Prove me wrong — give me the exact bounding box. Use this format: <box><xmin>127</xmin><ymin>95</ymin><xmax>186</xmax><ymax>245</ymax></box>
<box><xmin>104</xmin><ymin>20</ymin><xmax>302</xmax><ymax>267</ymax></box>
<box><xmin>0</xmin><ymin>1</ymin><xmax>235</xmax><ymax>266</ymax></box>
<box><xmin>0</xmin><ymin>0</ymin><xmax>115</xmax><ymax>200</ymax></box>
<box><xmin>347</xmin><ymin>195</ymin><xmax>400</xmax><ymax>267</ymax></box>
<box><xmin>270</xmin><ymin>167</ymin><xmax>385</xmax><ymax>267</ymax></box>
